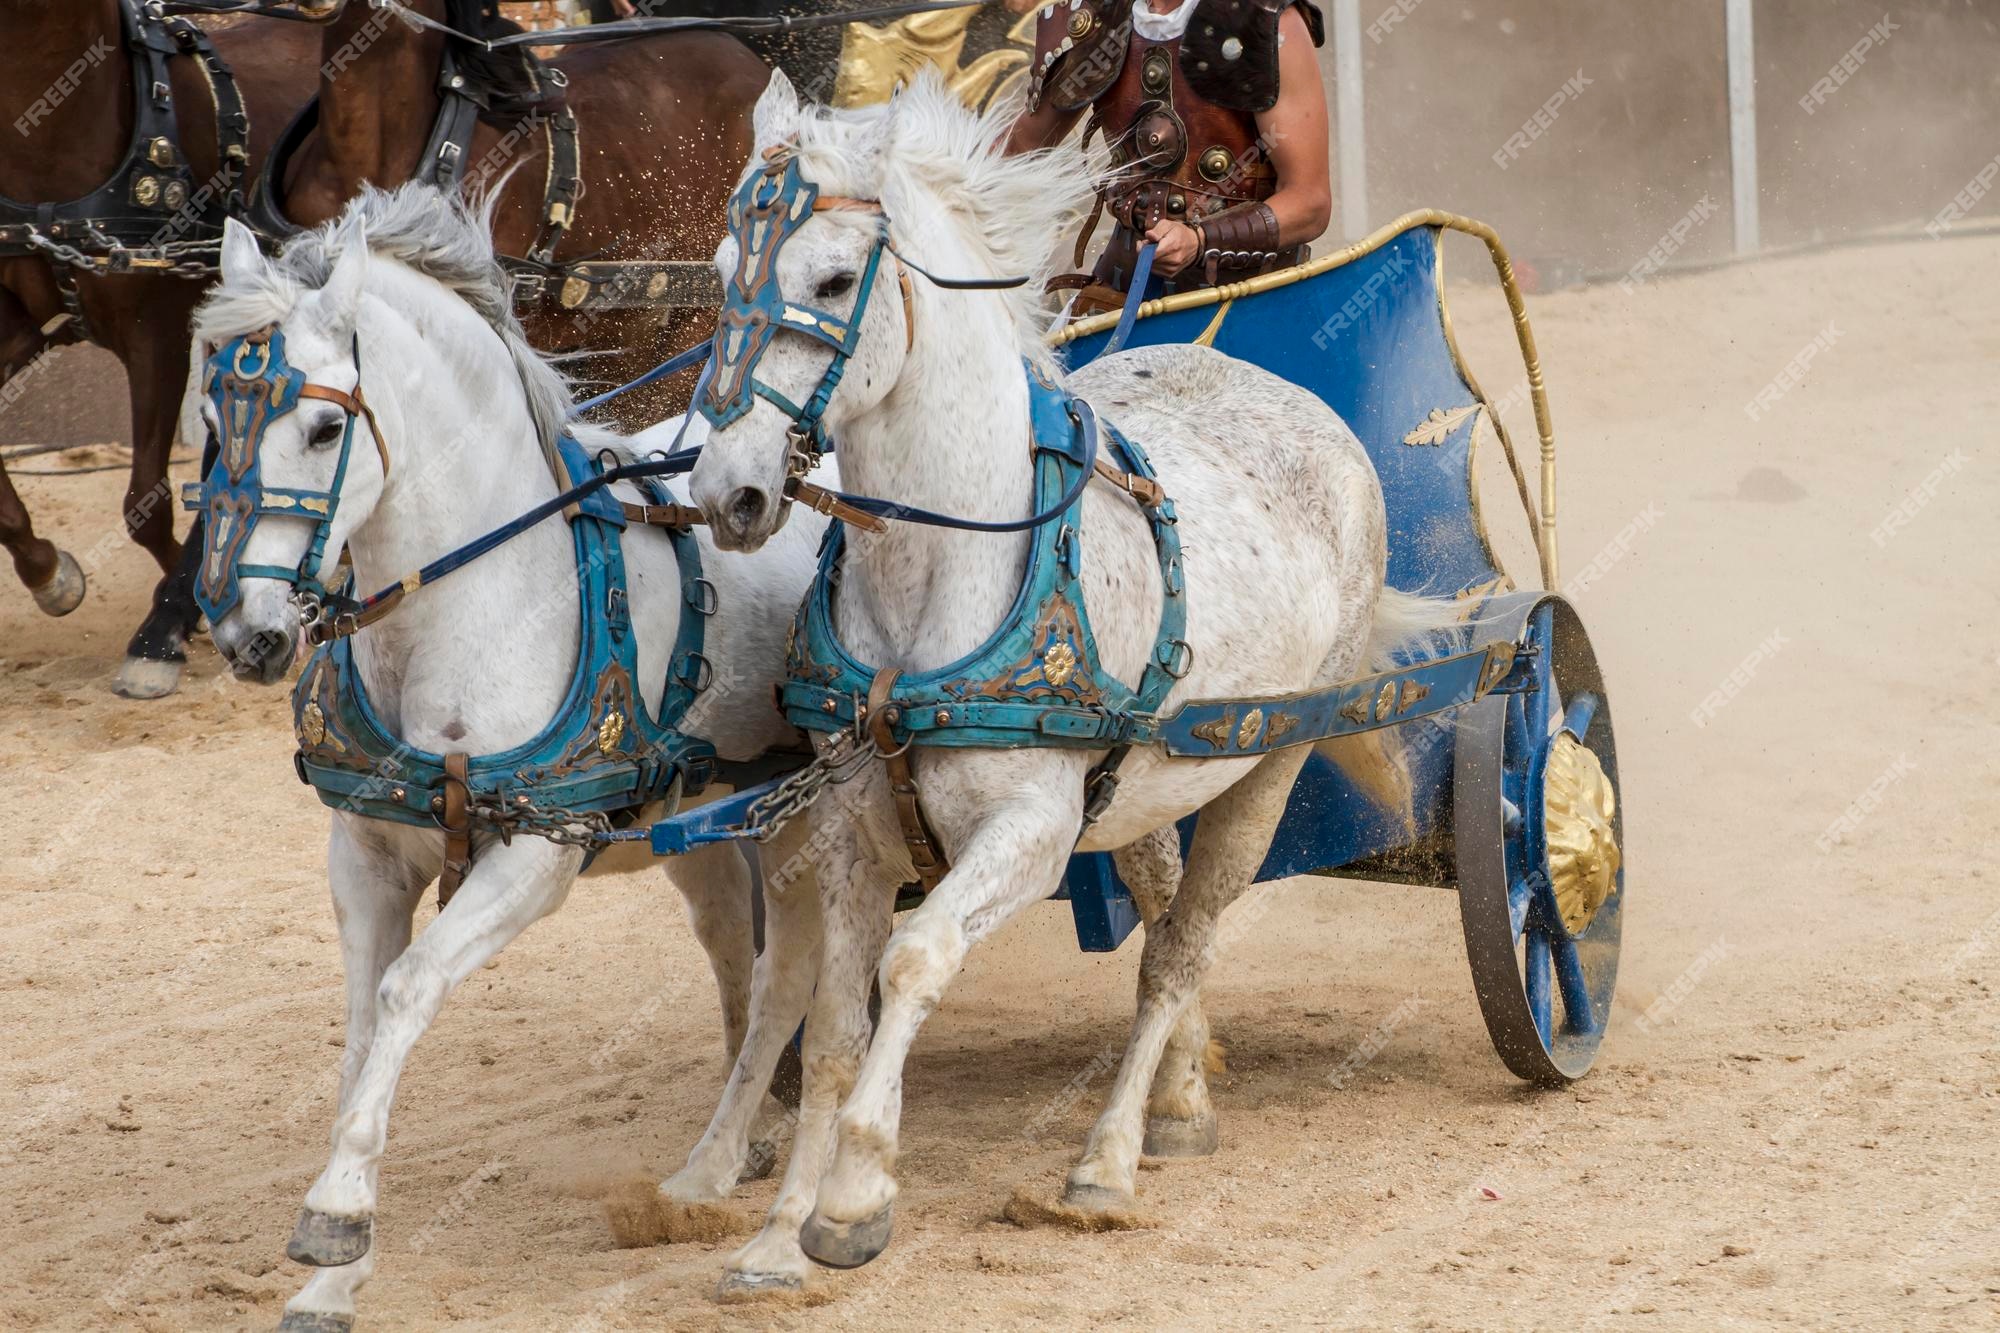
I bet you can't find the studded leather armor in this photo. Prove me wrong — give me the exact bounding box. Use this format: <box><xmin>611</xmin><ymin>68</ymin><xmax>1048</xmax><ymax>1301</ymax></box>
<box><xmin>1029</xmin><ymin>0</ymin><xmax>1323</xmax><ymax>301</ymax></box>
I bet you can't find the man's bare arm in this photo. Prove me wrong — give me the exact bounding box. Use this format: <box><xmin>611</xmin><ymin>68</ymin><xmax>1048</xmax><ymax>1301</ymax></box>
<box><xmin>1254</xmin><ymin>6</ymin><xmax>1334</xmax><ymax>248</ymax></box>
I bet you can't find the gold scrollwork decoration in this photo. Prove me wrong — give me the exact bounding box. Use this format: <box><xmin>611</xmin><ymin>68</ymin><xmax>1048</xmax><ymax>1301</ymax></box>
<box><xmin>1190</xmin><ymin>710</ymin><xmax>1237</xmax><ymax>750</ymax></box>
<box><xmin>1402</xmin><ymin>404</ymin><xmax>1482</xmax><ymax>448</ymax></box>
<box><xmin>1266</xmin><ymin>712</ymin><xmax>1301</xmax><ymax>743</ymax></box>
<box><xmin>835</xmin><ymin>6</ymin><xmax>1034</xmax><ymax>111</ymax></box>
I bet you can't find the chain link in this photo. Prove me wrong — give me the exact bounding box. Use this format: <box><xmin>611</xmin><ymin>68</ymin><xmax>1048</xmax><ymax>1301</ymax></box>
<box><xmin>465</xmin><ymin>794</ymin><xmax>621</xmax><ymax>849</ymax></box>
<box><xmin>737</xmin><ymin>726</ymin><xmax>875</xmax><ymax>843</ymax></box>
<box><xmin>20</xmin><ymin>229</ymin><xmax>221</xmax><ymax>280</ymax></box>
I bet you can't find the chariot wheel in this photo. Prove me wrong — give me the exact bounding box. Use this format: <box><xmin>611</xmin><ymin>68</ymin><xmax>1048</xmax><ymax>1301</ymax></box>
<box><xmin>1454</xmin><ymin>597</ymin><xmax>1624</xmax><ymax>1085</ymax></box>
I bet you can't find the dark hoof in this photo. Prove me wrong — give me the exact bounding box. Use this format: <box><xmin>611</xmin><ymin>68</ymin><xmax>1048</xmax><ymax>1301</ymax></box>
<box><xmin>1143</xmin><ymin>1111</ymin><xmax>1219</xmax><ymax>1158</ymax></box>
<box><xmin>278</xmin><ymin>1310</ymin><xmax>355</xmax><ymax>1333</ymax></box>
<box><xmin>737</xmin><ymin>1140</ymin><xmax>779</xmax><ymax>1185</ymax></box>
<box><xmin>286</xmin><ymin>1208</ymin><xmax>373</xmax><ymax>1267</ymax></box>
<box><xmin>31</xmin><ymin>550</ymin><xmax>85</xmax><ymax>617</ymax></box>
<box><xmin>799</xmin><ymin>1202</ymin><xmax>892</xmax><ymax>1270</ymax></box>
<box><xmin>113</xmin><ymin>655</ymin><xmax>185</xmax><ymax>700</ymax></box>
<box><xmin>715</xmin><ymin>1268</ymin><xmax>804</xmax><ymax>1300</ymax></box>
<box><xmin>1060</xmin><ymin>1182</ymin><xmax>1138</xmax><ymax>1216</ymax></box>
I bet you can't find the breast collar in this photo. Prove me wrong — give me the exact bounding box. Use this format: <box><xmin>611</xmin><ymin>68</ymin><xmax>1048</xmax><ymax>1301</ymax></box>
<box><xmin>289</xmin><ymin>435</ymin><xmax>719</xmax><ymax>834</ymax></box>
<box><xmin>0</xmin><ymin>0</ymin><xmax>250</xmax><ymax>255</ymax></box>
<box><xmin>779</xmin><ymin>362</ymin><xmax>1190</xmax><ymax>757</ymax></box>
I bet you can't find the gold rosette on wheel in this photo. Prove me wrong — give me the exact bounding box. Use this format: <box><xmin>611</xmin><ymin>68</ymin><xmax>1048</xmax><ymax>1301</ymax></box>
<box><xmin>1543</xmin><ymin>732</ymin><xmax>1619</xmax><ymax>934</ymax></box>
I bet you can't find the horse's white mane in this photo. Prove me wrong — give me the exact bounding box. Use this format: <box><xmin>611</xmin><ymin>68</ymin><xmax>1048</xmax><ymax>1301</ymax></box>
<box><xmin>774</xmin><ymin>71</ymin><xmax>1104</xmax><ymax>365</ymax></box>
<box><xmin>193</xmin><ymin>183</ymin><xmax>572</xmax><ymax>459</ymax></box>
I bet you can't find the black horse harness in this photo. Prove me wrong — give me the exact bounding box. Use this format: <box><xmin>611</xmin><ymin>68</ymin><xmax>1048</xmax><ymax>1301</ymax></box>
<box><xmin>0</xmin><ymin>0</ymin><xmax>250</xmax><ymax>339</ymax></box>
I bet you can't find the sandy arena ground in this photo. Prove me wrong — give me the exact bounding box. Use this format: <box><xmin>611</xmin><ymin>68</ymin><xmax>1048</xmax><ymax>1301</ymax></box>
<box><xmin>2</xmin><ymin>232</ymin><xmax>1996</xmax><ymax>1331</ymax></box>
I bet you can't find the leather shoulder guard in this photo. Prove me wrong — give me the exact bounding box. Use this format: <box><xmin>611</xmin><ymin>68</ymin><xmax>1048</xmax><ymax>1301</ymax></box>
<box><xmin>1180</xmin><ymin>0</ymin><xmax>1324</xmax><ymax>115</ymax></box>
<box><xmin>1029</xmin><ymin>0</ymin><xmax>1134</xmax><ymax>113</ymax></box>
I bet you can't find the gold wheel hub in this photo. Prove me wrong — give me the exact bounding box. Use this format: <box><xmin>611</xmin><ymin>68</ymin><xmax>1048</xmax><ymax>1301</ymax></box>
<box><xmin>1543</xmin><ymin>732</ymin><xmax>1619</xmax><ymax>934</ymax></box>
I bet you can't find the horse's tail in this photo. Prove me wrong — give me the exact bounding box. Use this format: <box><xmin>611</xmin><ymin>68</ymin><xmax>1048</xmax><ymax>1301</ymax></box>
<box><xmin>1317</xmin><ymin>581</ymin><xmax>1465</xmax><ymax>836</ymax></box>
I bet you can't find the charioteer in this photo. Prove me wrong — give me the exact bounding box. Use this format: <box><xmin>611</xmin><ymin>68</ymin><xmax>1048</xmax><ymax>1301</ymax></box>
<box><xmin>1004</xmin><ymin>0</ymin><xmax>1333</xmax><ymax>312</ymax></box>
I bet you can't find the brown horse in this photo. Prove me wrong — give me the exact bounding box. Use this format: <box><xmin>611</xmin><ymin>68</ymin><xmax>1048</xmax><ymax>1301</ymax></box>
<box><xmin>263</xmin><ymin>0</ymin><xmax>771</xmax><ymax>429</ymax></box>
<box><xmin>0</xmin><ymin>3</ymin><xmax>321</xmax><ymax>696</ymax></box>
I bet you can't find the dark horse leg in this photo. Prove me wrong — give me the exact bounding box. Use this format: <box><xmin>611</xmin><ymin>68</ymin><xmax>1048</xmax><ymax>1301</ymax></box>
<box><xmin>0</xmin><ymin>290</ymin><xmax>85</xmax><ymax>614</ymax></box>
<box><xmin>114</xmin><ymin>323</ymin><xmax>203</xmax><ymax>698</ymax></box>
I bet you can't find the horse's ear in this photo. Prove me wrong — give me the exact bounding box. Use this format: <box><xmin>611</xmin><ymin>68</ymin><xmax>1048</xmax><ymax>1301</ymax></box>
<box><xmin>754</xmin><ymin>68</ymin><xmax>801</xmax><ymax>146</ymax></box>
<box><xmin>220</xmin><ymin>217</ymin><xmax>265</xmax><ymax>288</ymax></box>
<box><xmin>317</xmin><ymin>219</ymin><xmax>368</xmax><ymax>334</ymax></box>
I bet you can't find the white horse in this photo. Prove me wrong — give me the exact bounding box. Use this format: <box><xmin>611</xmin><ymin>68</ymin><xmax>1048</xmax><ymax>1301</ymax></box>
<box><xmin>191</xmin><ymin>188</ymin><xmax>827</xmax><ymax>1331</ymax></box>
<box><xmin>682</xmin><ymin>71</ymin><xmax>1447</xmax><ymax>1292</ymax></box>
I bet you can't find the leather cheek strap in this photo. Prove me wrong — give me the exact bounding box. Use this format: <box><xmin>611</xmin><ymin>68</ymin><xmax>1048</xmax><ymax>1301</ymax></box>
<box><xmin>866</xmin><ymin>668</ymin><xmax>950</xmax><ymax>894</ymax></box>
<box><xmin>300</xmin><ymin>382</ymin><xmax>392</xmax><ymax>480</ymax></box>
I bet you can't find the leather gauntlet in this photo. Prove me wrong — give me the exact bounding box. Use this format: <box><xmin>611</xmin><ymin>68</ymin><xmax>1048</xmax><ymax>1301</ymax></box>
<box><xmin>1197</xmin><ymin>201</ymin><xmax>1281</xmax><ymax>281</ymax></box>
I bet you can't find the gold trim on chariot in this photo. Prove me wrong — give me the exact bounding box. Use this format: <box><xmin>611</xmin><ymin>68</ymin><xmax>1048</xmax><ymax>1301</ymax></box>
<box><xmin>1046</xmin><ymin>210</ymin><xmax>1562</xmax><ymax>587</ymax></box>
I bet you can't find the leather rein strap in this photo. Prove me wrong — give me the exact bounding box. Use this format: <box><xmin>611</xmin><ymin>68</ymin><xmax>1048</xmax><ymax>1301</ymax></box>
<box><xmin>866</xmin><ymin>668</ymin><xmax>950</xmax><ymax>893</ymax></box>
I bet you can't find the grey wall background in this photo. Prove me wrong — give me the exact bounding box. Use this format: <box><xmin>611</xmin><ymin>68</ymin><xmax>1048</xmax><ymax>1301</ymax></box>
<box><xmin>1325</xmin><ymin>0</ymin><xmax>2000</xmax><ymax>278</ymax></box>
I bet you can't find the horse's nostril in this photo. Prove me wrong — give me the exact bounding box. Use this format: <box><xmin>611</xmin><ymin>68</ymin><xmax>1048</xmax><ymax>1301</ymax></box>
<box><xmin>727</xmin><ymin>486</ymin><xmax>767</xmax><ymax>532</ymax></box>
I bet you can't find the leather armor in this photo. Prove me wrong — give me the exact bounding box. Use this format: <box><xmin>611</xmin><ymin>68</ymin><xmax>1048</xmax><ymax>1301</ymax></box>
<box><xmin>1029</xmin><ymin>0</ymin><xmax>1323</xmax><ymax>302</ymax></box>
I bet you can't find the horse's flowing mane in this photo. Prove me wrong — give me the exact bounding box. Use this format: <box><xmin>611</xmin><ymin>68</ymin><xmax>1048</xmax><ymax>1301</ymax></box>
<box><xmin>195</xmin><ymin>183</ymin><xmax>572</xmax><ymax>459</ymax></box>
<box><xmin>779</xmin><ymin>71</ymin><xmax>1104</xmax><ymax>364</ymax></box>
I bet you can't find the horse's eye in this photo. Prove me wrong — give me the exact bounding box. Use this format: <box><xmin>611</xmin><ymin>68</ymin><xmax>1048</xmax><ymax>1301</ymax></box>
<box><xmin>815</xmin><ymin>272</ymin><xmax>856</xmax><ymax>301</ymax></box>
<box><xmin>308</xmin><ymin>417</ymin><xmax>345</xmax><ymax>448</ymax></box>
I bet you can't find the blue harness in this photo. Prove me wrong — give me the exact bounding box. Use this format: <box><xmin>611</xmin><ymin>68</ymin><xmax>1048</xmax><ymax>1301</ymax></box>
<box><xmin>695</xmin><ymin>150</ymin><xmax>1192</xmax><ymax>875</ymax></box>
<box><xmin>780</xmin><ymin>365</ymin><xmax>1189</xmax><ymax>753</ymax></box>
<box><xmin>291</xmin><ymin>436</ymin><xmax>717</xmax><ymax>832</ymax></box>
<box><xmin>187</xmin><ymin>325</ymin><xmax>718</xmax><ymax>888</ymax></box>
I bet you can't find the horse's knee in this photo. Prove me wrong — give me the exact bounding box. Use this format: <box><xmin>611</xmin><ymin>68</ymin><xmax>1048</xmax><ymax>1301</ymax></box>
<box><xmin>879</xmin><ymin>916</ymin><xmax>960</xmax><ymax>1010</ymax></box>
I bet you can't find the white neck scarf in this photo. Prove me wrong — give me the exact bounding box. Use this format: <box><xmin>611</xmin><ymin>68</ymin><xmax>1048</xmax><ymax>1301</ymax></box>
<box><xmin>1131</xmin><ymin>0</ymin><xmax>1201</xmax><ymax>43</ymax></box>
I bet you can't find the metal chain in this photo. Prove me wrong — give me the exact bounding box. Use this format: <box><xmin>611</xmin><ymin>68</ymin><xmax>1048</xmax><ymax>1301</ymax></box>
<box><xmin>21</xmin><ymin>229</ymin><xmax>221</xmax><ymax>280</ymax></box>
<box><xmin>465</xmin><ymin>794</ymin><xmax>619</xmax><ymax>849</ymax></box>
<box><xmin>737</xmin><ymin>726</ymin><xmax>875</xmax><ymax>843</ymax></box>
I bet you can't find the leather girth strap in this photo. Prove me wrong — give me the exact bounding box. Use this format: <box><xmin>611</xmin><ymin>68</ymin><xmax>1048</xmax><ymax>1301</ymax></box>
<box><xmin>866</xmin><ymin>668</ymin><xmax>949</xmax><ymax>894</ymax></box>
<box><xmin>438</xmin><ymin>752</ymin><xmax>472</xmax><ymax>907</ymax></box>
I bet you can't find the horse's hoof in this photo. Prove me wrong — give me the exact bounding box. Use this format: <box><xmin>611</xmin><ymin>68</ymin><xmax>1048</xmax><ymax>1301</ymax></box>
<box><xmin>1060</xmin><ymin>1182</ymin><xmax>1138</xmax><ymax>1216</ymax></box>
<box><xmin>799</xmin><ymin>1203</ymin><xmax>892</xmax><ymax>1270</ymax></box>
<box><xmin>1143</xmin><ymin>1111</ymin><xmax>1219</xmax><ymax>1158</ymax></box>
<box><xmin>277</xmin><ymin>1311</ymin><xmax>355</xmax><ymax>1333</ymax></box>
<box><xmin>286</xmin><ymin>1208</ymin><xmax>373</xmax><ymax>1267</ymax></box>
<box><xmin>30</xmin><ymin>551</ymin><xmax>85</xmax><ymax>617</ymax></box>
<box><xmin>113</xmin><ymin>655</ymin><xmax>184</xmax><ymax>700</ymax></box>
<box><xmin>715</xmin><ymin>1268</ymin><xmax>804</xmax><ymax>1301</ymax></box>
<box><xmin>737</xmin><ymin>1140</ymin><xmax>779</xmax><ymax>1184</ymax></box>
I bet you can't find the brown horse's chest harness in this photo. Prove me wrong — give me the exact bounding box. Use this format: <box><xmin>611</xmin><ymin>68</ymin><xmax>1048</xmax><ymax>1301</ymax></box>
<box><xmin>0</xmin><ymin>0</ymin><xmax>251</xmax><ymax>341</ymax></box>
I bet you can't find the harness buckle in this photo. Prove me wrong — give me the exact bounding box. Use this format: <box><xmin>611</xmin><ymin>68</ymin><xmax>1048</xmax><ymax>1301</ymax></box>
<box><xmin>1081</xmin><ymin>767</ymin><xmax>1120</xmax><ymax>825</ymax></box>
<box><xmin>684</xmin><ymin>577</ymin><xmax>719</xmax><ymax>616</ymax></box>
<box><xmin>677</xmin><ymin>652</ymin><xmax>714</xmax><ymax>694</ymax></box>
<box><xmin>1159</xmin><ymin>639</ymin><xmax>1195</xmax><ymax>679</ymax></box>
